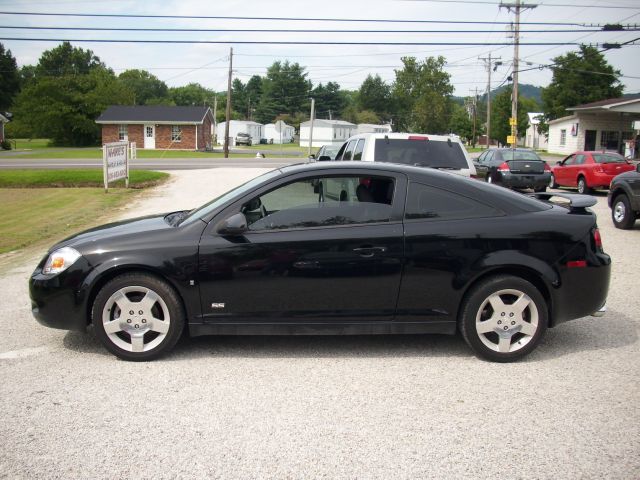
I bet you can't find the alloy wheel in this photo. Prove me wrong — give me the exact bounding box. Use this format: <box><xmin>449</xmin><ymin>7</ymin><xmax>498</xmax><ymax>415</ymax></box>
<box><xmin>613</xmin><ymin>200</ymin><xmax>626</xmax><ymax>224</ymax></box>
<box><xmin>475</xmin><ymin>288</ymin><xmax>539</xmax><ymax>354</ymax></box>
<box><xmin>101</xmin><ymin>286</ymin><xmax>171</xmax><ymax>353</ymax></box>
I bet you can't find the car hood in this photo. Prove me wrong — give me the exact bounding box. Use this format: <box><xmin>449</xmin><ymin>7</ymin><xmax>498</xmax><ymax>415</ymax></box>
<box><xmin>49</xmin><ymin>213</ymin><xmax>174</xmax><ymax>253</ymax></box>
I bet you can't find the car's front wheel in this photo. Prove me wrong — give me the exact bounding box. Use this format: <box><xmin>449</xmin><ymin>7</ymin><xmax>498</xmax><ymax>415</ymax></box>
<box><xmin>549</xmin><ymin>173</ymin><xmax>558</xmax><ymax>189</ymax></box>
<box><xmin>92</xmin><ymin>273</ymin><xmax>185</xmax><ymax>361</ymax></box>
<box><xmin>459</xmin><ymin>275</ymin><xmax>548</xmax><ymax>362</ymax></box>
<box><xmin>611</xmin><ymin>194</ymin><xmax>635</xmax><ymax>229</ymax></box>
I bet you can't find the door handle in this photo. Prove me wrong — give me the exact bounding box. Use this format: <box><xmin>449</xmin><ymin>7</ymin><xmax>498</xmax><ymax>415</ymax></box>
<box><xmin>353</xmin><ymin>246</ymin><xmax>387</xmax><ymax>257</ymax></box>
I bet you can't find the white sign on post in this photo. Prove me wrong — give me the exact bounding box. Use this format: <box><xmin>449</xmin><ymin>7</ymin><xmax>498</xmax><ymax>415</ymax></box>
<box><xmin>103</xmin><ymin>141</ymin><xmax>129</xmax><ymax>192</ymax></box>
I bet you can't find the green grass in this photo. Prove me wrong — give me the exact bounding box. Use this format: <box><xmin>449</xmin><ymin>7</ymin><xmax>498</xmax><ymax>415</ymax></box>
<box><xmin>0</xmin><ymin>188</ymin><xmax>144</xmax><ymax>255</ymax></box>
<box><xmin>0</xmin><ymin>169</ymin><xmax>168</xmax><ymax>188</ymax></box>
<box><xmin>5</xmin><ymin>138</ymin><xmax>52</xmax><ymax>150</ymax></box>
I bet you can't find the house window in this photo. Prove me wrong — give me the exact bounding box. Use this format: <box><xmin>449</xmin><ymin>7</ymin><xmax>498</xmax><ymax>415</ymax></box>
<box><xmin>560</xmin><ymin>129</ymin><xmax>566</xmax><ymax>146</ymax></box>
<box><xmin>118</xmin><ymin>125</ymin><xmax>128</xmax><ymax>141</ymax></box>
<box><xmin>171</xmin><ymin>125</ymin><xmax>182</xmax><ymax>142</ymax></box>
<box><xmin>600</xmin><ymin>131</ymin><xmax>619</xmax><ymax>150</ymax></box>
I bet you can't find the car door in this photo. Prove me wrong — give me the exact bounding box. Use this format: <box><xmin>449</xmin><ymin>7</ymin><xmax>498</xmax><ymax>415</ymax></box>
<box><xmin>197</xmin><ymin>169</ymin><xmax>407</xmax><ymax>324</ymax></box>
<box><xmin>555</xmin><ymin>154</ymin><xmax>575</xmax><ymax>185</ymax></box>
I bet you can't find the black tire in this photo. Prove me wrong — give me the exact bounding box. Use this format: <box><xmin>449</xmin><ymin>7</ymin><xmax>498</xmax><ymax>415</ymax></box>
<box><xmin>611</xmin><ymin>194</ymin><xmax>635</xmax><ymax>229</ymax></box>
<box><xmin>549</xmin><ymin>174</ymin><xmax>558</xmax><ymax>189</ymax></box>
<box><xmin>577</xmin><ymin>176</ymin><xmax>590</xmax><ymax>194</ymax></box>
<box><xmin>459</xmin><ymin>275</ymin><xmax>548</xmax><ymax>362</ymax></box>
<box><xmin>92</xmin><ymin>273</ymin><xmax>185</xmax><ymax>361</ymax></box>
<box><xmin>534</xmin><ymin>186</ymin><xmax>547</xmax><ymax>193</ymax></box>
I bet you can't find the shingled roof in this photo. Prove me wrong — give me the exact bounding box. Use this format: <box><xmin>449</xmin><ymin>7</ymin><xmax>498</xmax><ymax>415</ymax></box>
<box><xmin>569</xmin><ymin>95</ymin><xmax>640</xmax><ymax>111</ymax></box>
<box><xmin>96</xmin><ymin>105</ymin><xmax>212</xmax><ymax>124</ymax></box>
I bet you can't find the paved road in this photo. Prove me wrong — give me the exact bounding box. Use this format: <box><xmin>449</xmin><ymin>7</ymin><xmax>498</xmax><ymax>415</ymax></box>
<box><xmin>0</xmin><ymin>170</ymin><xmax>638</xmax><ymax>479</ymax></box>
<box><xmin>0</xmin><ymin>157</ymin><xmax>300</xmax><ymax>170</ymax></box>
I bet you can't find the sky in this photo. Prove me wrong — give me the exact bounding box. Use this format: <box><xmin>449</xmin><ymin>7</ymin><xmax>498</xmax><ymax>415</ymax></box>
<box><xmin>1</xmin><ymin>0</ymin><xmax>639</xmax><ymax>100</ymax></box>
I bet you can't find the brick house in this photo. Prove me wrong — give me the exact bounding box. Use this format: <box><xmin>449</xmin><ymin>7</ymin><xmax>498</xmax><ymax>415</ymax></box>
<box><xmin>96</xmin><ymin>105</ymin><xmax>214</xmax><ymax>150</ymax></box>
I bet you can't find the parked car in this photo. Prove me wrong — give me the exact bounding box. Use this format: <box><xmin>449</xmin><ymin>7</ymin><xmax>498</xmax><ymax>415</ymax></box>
<box><xmin>608</xmin><ymin>162</ymin><xmax>640</xmax><ymax>229</ymax></box>
<box><xmin>30</xmin><ymin>162</ymin><xmax>610</xmax><ymax>362</ymax></box>
<box><xmin>475</xmin><ymin>148</ymin><xmax>551</xmax><ymax>192</ymax></box>
<box><xmin>235</xmin><ymin>132</ymin><xmax>252</xmax><ymax>146</ymax></box>
<box><xmin>310</xmin><ymin>144</ymin><xmax>341</xmax><ymax>161</ymax></box>
<box><xmin>550</xmin><ymin>151</ymin><xmax>635</xmax><ymax>194</ymax></box>
<box><xmin>333</xmin><ymin>132</ymin><xmax>476</xmax><ymax>177</ymax></box>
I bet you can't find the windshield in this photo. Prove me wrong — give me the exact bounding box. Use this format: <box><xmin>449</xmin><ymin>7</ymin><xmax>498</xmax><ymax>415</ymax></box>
<box><xmin>373</xmin><ymin>138</ymin><xmax>468</xmax><ymax>169</ymax></box>
<box><xmin>593</xmin><ymin>153</ymin><xmax>625</xmax><ymax>164</ymax></box>
<box><xmin>179</xmin><ymin>169</ymin><xmax>281</xmax><ymax>225</ymax></box>
<box><xmin>324</xmin><ymin>145</ymin><xmax>340</xmax><ymax>156</ymax></box>
<box><xmin>502</xmin><ymin>151</ymin><xmax>542</xmax><ymax>161</ymax></box>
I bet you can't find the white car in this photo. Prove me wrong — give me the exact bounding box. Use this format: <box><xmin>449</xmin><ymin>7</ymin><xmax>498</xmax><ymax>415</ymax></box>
<box><xmin>333</xmin><ymin>132</ymin><xmax>476</xmax><ymax>177</ymax></box>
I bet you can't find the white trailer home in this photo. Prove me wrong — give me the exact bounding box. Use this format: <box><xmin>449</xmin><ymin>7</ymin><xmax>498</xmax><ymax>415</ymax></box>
<box><xmin>216</xmin><ymin>120</ymin><xmax>264</xmax><ymax>146</ymax></box>
<box><xmin>299</xmin><ymin>119</ymin><xmax>356</xmax><ymax>148</ymax></box>
<box><xmin>264</xmin><ymin>121</ymin><xmax>296</xmax><ymax>144</ymax></box>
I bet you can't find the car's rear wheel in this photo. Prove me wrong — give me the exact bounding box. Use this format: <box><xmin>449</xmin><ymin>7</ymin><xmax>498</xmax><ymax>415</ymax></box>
<box><xmin>459</xmin><ymin>275</ymin><xmax>548</xmax><ymax>362</ymax></box>
<box><xmin>577</xmin><ymin>176</ymin><xmax>590</xmax><ymax>194</ymax></box>
<box><xmin>92</xmin><ymin>273</ymin><xmax>185</xmax><ymax>361</ymax></box>
<box><xmin>611</xmin><ymin>194</ymin><xmax>635</xmax><ymax>229</ymax></box>
<box><xmin>549</xmin><ymin>173</ymin><xmax>558</xmax><ymax>189</ymax></box>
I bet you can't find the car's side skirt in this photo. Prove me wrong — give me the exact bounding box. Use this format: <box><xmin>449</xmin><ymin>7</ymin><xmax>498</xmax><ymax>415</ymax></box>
<box><xmin>189</xmin><ymin>320</ymin><xmax>457</xmax><ymax>337</ymax></box>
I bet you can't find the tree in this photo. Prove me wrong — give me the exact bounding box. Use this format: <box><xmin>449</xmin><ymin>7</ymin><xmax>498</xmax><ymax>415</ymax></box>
<box><xmin>35</xmin><ymin>41</ymin><xmax>104</xmax><ymax>76</ymax></box>
<box><xmin>255</xmin><ymin>61</ymin><xmax>310</xmax><ymax>124</ymax></box>
<box><xmin>118</xmin><ymin>69</ymin><xmax>169</xmax><ymax>105</ymax></box>
<box><xmin>311</xmin><ymin>82</ymin><xmax>347</xmax><ymax>119</ymax></box>
<box><xmin>11</xmin><ymin>68</ymin><xmax>134</xmax><ymax>145</ymax></box>
<box><xmin>0</xmin><ymin>43</ymin><xmax>20</xmax><ymax>110</ymax></box>
<box><xmin>392</xmin><ymin>56</ymin><xmax>454</xmax><ymax>133</ymax></box>
<box><xmin>542</xmin><ymin>45</ymin><xmax>623</xmax><ymax>121</ymax></box>
<box><xmin>169</xmin><ymin>83</ymin><xmax>217</xmax><ymax>107</ymax></box>
<box><xmin>449</xmin><ymin>103</ymin><xmax>474</xmax><ymax>144</ymax></box>
<box><xmin>490</xmin><ymin>86</ymin><xmax>531</xmax><ymax>145</ymax></box>
<box><xmin>358</xmin><ymin>74</ymin><xmax>392</xmax><ymax>119</ymax></box>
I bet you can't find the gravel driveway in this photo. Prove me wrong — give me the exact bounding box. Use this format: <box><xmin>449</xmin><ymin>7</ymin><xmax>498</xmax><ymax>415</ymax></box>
<box><xmin>1</xmin><ymin>169</ymin><xmax>638</xmax><ymax>479</ymax></box>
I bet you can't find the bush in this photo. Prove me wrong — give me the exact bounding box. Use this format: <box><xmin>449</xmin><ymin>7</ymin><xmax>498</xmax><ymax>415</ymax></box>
<box><xmin>1</xmin><ymin>140</ymin><xmax>11</xmax><ymax>150</ymax></box>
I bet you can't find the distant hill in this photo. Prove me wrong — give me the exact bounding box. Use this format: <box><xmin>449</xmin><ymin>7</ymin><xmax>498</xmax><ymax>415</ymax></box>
<box><xmin>453</xmin><ymin>83</ymin><xmax>543</xmax><ymax>106</ymax></box>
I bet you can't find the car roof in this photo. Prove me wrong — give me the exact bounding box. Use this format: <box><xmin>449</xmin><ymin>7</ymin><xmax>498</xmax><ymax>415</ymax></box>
<box><xmin>345</xmin><ymin>132</ymin><xmax>462</xmax><ymax>142</ymax></box>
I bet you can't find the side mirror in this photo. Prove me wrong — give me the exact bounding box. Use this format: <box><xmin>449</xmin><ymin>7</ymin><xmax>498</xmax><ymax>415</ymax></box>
<box><xmin>318</xmin><ymin>155</ymin><xmax>331</xmax><ymax>161</ymax></box>
<box><xmin>216</xmin><ymin>213</ymin><xmax>247</xmax><ymax>236</ymax></box>
<box><xmin>556</xmin><ymin>161</ymin><xmax>562</xmax><ymax>166</ymax></box>
<box><xmin>308</xmin><ymin>154</ymin><xmax>316</xmax><ymax>159</ymax></box>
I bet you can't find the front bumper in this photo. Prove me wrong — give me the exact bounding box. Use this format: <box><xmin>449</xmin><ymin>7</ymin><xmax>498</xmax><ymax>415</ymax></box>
<box><xmin>500</xmin><ymin>172</ymin><xmax>551</xmax><ymax>189</ymax></box>
<box><xmin>29</xmin><ymin>256</ymin><xmax>91</xmax><ymax>332</ymax></box>
<box><xmin>591</xmin><ymin>303</ymin><xmax>607</xmax><ymax>317</ymax></box>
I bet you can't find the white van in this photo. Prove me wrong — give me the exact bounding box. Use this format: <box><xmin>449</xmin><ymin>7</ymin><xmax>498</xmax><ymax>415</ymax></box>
<box><xmin>330</xmin><ymin>132</ymin><xmax>476</xmax><ymax>177</ymax></box>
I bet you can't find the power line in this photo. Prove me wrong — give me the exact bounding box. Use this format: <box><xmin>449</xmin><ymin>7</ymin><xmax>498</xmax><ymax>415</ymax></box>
<box><xmin>0</xmin><ymin>10</ymin><xmax>612</xmax><ymax>26</ymax></box>
<box><xmin>404</xmin><ymin>0</ymin><xmax>640</xmax><ymax>8</ymax></box>
<box><xmin>2</xmin><ymin>37</ymin><xmax>632</xmax><ymax>46</ymax></box>
<box><xmin>2</xmin><ymin>25</ymin><xmax>638</xmax><ymax>33</ymax></box>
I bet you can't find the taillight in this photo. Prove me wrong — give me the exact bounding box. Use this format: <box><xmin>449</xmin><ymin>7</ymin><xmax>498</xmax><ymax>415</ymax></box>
<box><xmin>593</xmin><ymin>228</ymin><xmax>603</xmax><ymax>251</ymax></box>
<box><xmin>497</xmin><ymin>162</ymin><xmax>510</xmax><ymax>172</ymax></box>
<box><xmin>544</xmin><ymin>162</ymin><xmax>551</xmax><ymax>172</ymax></box>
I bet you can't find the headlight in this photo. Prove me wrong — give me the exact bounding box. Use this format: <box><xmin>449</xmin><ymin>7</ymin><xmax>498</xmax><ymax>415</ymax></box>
<box><xmin>43</xmin><ymin>247</ymin><xmax>82</xmax><ymax>275</ymax></box>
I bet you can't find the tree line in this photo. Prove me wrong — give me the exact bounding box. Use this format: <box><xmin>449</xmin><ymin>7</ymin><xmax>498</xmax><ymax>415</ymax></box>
<box><xmin>0</xmin><ymin>41</ymin><xmax>624</xmax><ymax>147</ymax></box>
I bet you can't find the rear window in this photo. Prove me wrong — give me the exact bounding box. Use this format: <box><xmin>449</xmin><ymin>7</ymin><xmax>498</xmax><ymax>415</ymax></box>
<box><xmin>373</xmin><ymin>138</ymin><xmax>468</xmax><ymax>169</ymax></box>
<box><xmin>502</xmin><ymin>151</ymin><xmax>541</xmax><ymax>161</ymax></box>
<box><xmin>593</xmin><ymin>153</ymin><xmax>625</xmax><ymax>164</ymax></box>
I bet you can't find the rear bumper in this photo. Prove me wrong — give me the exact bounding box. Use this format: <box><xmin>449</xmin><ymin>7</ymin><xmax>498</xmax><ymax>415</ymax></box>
<box><xmin>500</xmin><ymin>172</ymin><xmax>551</xmax><ymax>189</ymax></box>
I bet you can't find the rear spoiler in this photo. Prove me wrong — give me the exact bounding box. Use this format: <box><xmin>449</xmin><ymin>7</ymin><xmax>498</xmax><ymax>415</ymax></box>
<box><xmin>529</xmin><ymin>192</ymin><xmax>596</xmax><ymax>213</ymax></box>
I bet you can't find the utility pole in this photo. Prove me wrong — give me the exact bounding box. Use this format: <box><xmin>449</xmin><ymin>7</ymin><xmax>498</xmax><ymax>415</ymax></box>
<box><xmin>479</xmin><ymin>53</ymin><xmax>501</xmax><ymax>149</ymax></box>
<box><xmin>308</xmin><ymin>98</ymin><xmax>315</xmax><ymax>157</ymax></box>
<box><xmin>213</xmin><ymin>95</ymin><xmax>218</xmax><ymax>147</ymax></box>
<box><xmin>500</xmin><ymin>1</ymin><xmax>536</xmax><ymax>150</ymax></box>
<box><xmin>224</xmin><ymin>47</ymin><xmax>233</xmax><ymax>159</ymax></box>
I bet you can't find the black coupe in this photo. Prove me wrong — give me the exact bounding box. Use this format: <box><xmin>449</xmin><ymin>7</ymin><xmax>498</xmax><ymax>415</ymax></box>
<box><xmin>30</xmin><ymin>162</ymin><xmax>610</xmax><ymax>362</ymax></box>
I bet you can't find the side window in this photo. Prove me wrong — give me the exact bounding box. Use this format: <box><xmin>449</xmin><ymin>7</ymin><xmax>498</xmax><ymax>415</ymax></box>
<box><xmin>485</xmin><ymin>151</ymin><xmax>494</xmax><ymax>163</ymax></box>
<box><xmin>405</xmin><ymin>183</ymin><xmax>501</xmax><ymax>221</ymax></box>
<box><xmin>575</xmin><ymin>154</ymin><xmax>586</xmax><ymax>165</ymax></box>
<box><xmin>352</xmin><ymin>139</ymin><xmax>365</xmax><ymax>160</ymax></box>
<box><xmin>477</xmin><ymin>151</ymin><xmax>487</xmax><ymax>163</ymax></box>
<box><xmin>563</xmin><ymin>155</ymin><xmax>575</xmax><ymax>166</ymax></box>
<box><xmin>342</xmin><ymin>140</ymin><xmax>357</xmax><ymax>161</ymax></box>
<box><xmin>242</xmin><ymin>176</ymin><xmax>395</xmax><ymax>231</ymax></box>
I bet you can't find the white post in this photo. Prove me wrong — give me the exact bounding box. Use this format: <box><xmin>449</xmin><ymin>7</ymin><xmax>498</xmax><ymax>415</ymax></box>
<box><xmin>308</xmin><ymin>98</ymin><xmax>315</xmax><ymax>157</ymax></box>
<box><xmin>103</xmin><ymin>145</ymin><xmax>108</xmax><ymax>193</ymax></box>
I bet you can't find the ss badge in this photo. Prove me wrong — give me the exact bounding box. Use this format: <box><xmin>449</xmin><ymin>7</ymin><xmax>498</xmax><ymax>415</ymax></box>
<box><xmin>211</xmin><ymin>303</ymin><xmax>225</xmax><ymax>309</ymax></box>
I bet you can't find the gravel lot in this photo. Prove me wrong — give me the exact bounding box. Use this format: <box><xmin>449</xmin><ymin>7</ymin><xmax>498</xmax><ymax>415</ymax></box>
<box><xmin>1</xmin><ymin>169</ymin><xmax>638</xmax><ymax>479</ymax></box>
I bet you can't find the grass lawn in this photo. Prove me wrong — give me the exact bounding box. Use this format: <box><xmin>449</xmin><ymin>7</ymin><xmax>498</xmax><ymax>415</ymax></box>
<box><xmin>0</xmin><ymin>188</ymin><xmax>144</xmax><ymax>255</ymax></box>
<box><xmin>0</xmin><ymin>169</ymin><xmax>168</xmax><ymax>188</ymax></box>
<box><xmin>5</xmin><ymin>138</ymin><xmax>51</xmax><ymax>150</ymax></box>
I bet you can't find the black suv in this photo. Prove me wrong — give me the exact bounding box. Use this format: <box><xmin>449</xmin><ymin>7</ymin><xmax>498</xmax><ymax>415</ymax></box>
<box><xmin>608</xmin><ymin>162</ymin><xmax>640</xmax><ymax>229</ymax></box>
